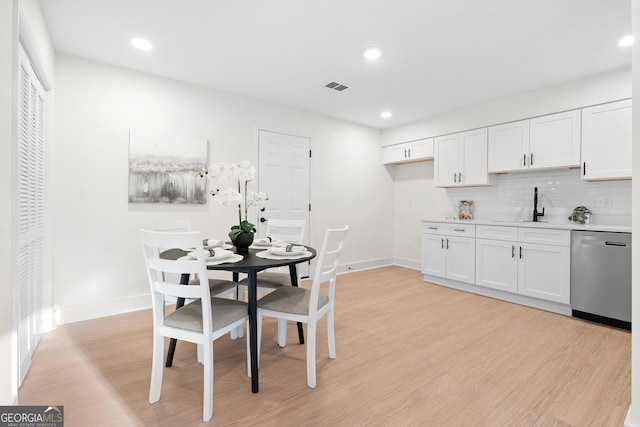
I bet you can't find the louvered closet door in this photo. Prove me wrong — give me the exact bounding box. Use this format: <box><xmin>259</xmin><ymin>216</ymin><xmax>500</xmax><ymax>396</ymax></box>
<box><xmin>17</xmin><ymin>44</ymin><xmax>46</xmax><ymax>383</ymax></box>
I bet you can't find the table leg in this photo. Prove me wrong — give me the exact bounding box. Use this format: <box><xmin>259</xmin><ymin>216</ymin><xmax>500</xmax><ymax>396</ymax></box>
<box><xmin>248</xmin><ymin>270</ymin><xmax>259</xmax><ymax>393</ymax></box>
<box><xmin>289</xmin><ymin>264</ymin><xmax>305</xmax><ymax>345</ymax></box>
<box><xmin>166</xmin><ymin>273</ymin><xmax>190</xmax><ymax>367</ymax></box>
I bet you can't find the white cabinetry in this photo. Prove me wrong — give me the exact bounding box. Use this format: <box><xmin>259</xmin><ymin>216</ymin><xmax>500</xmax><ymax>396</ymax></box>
<box><xmin>488</xmin><ymin>110</ymin><xmax>581</xmax><ymax>173</ymax></box>
<box><xmin>475</xmin><ymin>225</ymin><xmax>570</xmax><ymax>304</ymax></box>
<box><xmin>434</xmin><ymin>128</ymin><xmax>492</xmax><ymax>187</ymax></box>
<box><xmin>382</xmin><ymin>138</ymin><xmax>434</xmax><ymax>164</ymax></box>
<box><xmin>422</xmin><ymin>222</ymin><xmax>475</xmax><ymax>284</ymax></box>
<box><xmin>581</xmin><ymin>99</ymin><xmax>632</xmax><ymax>181</ymax></box>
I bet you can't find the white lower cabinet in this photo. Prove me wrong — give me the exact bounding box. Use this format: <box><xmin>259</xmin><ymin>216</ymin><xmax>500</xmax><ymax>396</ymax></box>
<box><xmin>422</xmin><ymin>222</ymin><xmax>475</xmax><ymax>284</ymax></box>
<box><xmin>476</xmin><ymin>238</ymin><xmax>518</xmax><ymax>292</ymax></box>
<box><xmin>475</xmin><ymin>225</ymin><xmax>570</xmax><ymax>304</ymax></box>
<box><xmin>517</xmin><ymin>243</ymin><xmax>570</xmax><ymax>304</ymax></box>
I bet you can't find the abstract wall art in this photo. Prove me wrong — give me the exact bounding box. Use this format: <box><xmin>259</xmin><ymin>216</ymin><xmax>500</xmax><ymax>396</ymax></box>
<box><xmin>128</xmin><ymin>129</ymin><xmax>207</xmax><ymax>204</ymax></box>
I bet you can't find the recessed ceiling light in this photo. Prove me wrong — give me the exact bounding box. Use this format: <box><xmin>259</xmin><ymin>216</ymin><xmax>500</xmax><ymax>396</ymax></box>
<box><xmin>131</xmin><ymin>38</ymin><xmax>153</xmax><ymax>51</ymax></box>
<box><xmin>364</xmin><ymin>48</ymin><xmax>382</xmax><ymax>60</ymax></box>
<box><xmin>618</xmin><ymin>35</ymin><xmax>634</xmax><ymax>47</ymax></box>
<box><xmin>380</xmin><ymin>111</ymin><xmax>392</xmax><ymax>119</ymax></box>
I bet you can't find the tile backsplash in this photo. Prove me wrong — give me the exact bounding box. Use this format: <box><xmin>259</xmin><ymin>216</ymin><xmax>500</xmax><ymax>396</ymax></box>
<box><xmin>444</xmin><ymin>169</ymin><xmax>631</xmax><ymax>225</ymax></box>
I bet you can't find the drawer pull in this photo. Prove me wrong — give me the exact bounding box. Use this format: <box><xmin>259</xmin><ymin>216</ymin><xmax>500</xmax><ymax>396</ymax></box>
<box><xmin>512</xmin><ymin>245</ymin><xmax>515</xmax><ymax>258</ymax></box>
<box><xmin>452</xmin><ymin>228</ymin><xmax>465</xmax><ymax>232</ymax></box>
<box><xmin>427</xmin><ymin>226</ymin><xmax>438</xmax><ymax>230</ymax></box>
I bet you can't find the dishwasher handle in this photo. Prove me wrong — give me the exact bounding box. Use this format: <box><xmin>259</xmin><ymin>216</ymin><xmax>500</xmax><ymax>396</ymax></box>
<box><xmin>605</xmin><ymin>241</ymin><xmax>628</xmax><ymax>247</ymax></box>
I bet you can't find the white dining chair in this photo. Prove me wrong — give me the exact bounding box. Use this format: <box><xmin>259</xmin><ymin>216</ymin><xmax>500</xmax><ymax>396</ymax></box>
<box><xmin>139</xmin><ymin>229</ymin><xmax>249</xmax><ymax>422</ymax></box>
<box><xmin>149</xmin><ymin>219</ymin><xmax>238</xmax><ymax>300</ymax></box>
<box><xmin>237</xmin><ymin>218</ymin><xmax>307</xmax><ymax>299</ymax></box>
<box><xmin>255</xmin><ymin>225</ymin><xmax>348</xmax><ymax>388</ymax></box>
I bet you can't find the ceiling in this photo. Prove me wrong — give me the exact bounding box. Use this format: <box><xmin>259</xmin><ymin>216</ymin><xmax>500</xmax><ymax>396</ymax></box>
<box><xmin>39</xmin><ymin>0</ymin><xmax>631</xmax><ymax>129</ymax></box>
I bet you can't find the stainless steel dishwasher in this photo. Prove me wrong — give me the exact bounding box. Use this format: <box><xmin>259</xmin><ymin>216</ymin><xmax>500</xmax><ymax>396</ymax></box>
<box><xmin>571</xmin><ymin>230</ymin><xmax>631</xmax><ymax>330</ymax></box>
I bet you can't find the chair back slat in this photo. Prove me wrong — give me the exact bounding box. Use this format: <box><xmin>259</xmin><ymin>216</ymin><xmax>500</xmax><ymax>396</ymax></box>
<box><xmin>266</xmin><ymin>218</ymin><xmax>306</xmax><ymax>244</ymax></box>
<box><xmin>308</xmin><ymin>226</ymin><xmax>348</xmax><ymax>317</ymax></box>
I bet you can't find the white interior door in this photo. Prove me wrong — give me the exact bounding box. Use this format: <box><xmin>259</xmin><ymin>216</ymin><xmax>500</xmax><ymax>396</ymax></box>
<box><xmin>16</xmin><ymin>44</ymin><xmax>47</xmax><ymax>384</ymax></box>
<box><xmin>258</xmin><ymin>130</ymin><xmax>311</xmax><ymax>277</ymax></box>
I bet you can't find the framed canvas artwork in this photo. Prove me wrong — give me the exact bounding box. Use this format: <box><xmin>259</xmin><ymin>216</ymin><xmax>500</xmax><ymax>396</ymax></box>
<box><xmin>128</xmin><ymin>129</ymin><xmax>207</xmax><ymax>204</ymax></box>
<box><xmin>458</xmin><ymin>200</ymin><xmax>474</xmax><ymax>220</ymax></box>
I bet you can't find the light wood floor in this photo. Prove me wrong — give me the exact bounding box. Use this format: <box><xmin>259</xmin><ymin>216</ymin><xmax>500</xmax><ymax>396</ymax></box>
<box><xmin>20</xmin><ymin>266</ymin><xmax>630</xmax><ymax>426</ymax></box>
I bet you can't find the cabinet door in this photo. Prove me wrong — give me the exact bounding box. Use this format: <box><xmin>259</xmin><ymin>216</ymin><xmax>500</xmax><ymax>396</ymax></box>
<box><xmin>476</xmin><ymin>239</ymin><xmax>518</xmax><ymax>292</ymax></box>
<box><xmin>434</xmin><ymin>134</ymin><xmax>460</xmax><ymax>187</ymax></box>
<box><xmin>409</xmin><ymin>138</ymin><xmax>434</xmax><ymax>161</ymax></box>
<box><xmin>581</xmin><ymin>99</ymin><xmax>632</xmax><ymax>181</ymax></box>
<box><xmin>382</xmin><ymin>143</ymin><xmax>409</xmax><ymax>164</ymax></box>
<box><xmin>488</xmin><ymin>120</ymin><xmax>529</xmax><ymax>172</ymax></box>
<box><xmin>459</xmin><ymin>128</ymin><xmax>490</xmax><ymax>185</ymax></box>
<box><xmin>529</xmin><ymin>110</ymin><xmax>580</xmax><ymax>170</ymax></box>
<box><xmin>446</xmin><ymin>236</ymin><xmax>475</xmax><ymax>284</ymax></box>
<box><xmin>517</xmin><ymin>243</ymin><xmax>570</xmax><ymax>304</ymax></box>
<box><xmin>422</xmin><ymin>234</ymin><xmax>446</xmax><ymax>278</ymax></box>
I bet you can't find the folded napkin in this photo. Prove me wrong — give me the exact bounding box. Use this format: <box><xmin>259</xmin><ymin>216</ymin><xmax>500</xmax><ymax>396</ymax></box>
<box><xmin>202</xmin><ymin>238</ymin><xmax>224</xmax><ymax>248</ymax></box>
<box><xmin>269</xmin><ymin>245</ymin><xmax>306</xmax><ymax>255</ymax></box>
<box><xmin>188</xmin><ymin>248</ymin><xmax>232</xmax><ymax>260</ymax></box>
<box><xmin>255</xmin><ymin>237</ymin><xmax>286</xmax><ymax>246</ymax></box>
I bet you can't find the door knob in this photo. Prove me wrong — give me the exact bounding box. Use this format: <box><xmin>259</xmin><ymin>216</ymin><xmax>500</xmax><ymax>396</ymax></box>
<box><xmin>260</xmin><ymin>217</ymin><xmax>267</xmax><ymax>223</ymax></box>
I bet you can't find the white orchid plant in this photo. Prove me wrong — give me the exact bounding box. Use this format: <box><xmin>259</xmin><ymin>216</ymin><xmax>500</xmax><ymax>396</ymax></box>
<box><xmin>198</xmin><ymin>160</ymin><xmax>268</xmax><ymax>241</ymax></box>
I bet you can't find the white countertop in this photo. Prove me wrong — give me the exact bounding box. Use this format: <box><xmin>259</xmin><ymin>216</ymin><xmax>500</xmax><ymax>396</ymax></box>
<box><xmin>422</xmin><ymin>218</ymin><xmax>631</xmax><ymax>233</ymax></box>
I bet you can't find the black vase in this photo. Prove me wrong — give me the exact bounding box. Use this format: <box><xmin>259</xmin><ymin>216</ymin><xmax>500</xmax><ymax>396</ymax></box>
<box><xmin>232</xmin><ymin>231</ymin><xmax>254</xmax><ymax>254</ymax></box>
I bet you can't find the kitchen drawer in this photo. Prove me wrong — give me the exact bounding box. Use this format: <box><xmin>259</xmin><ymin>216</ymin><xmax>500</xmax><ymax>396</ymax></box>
<box><xmin>476</xmin><ymin>225</ymin><xmax>518</xmax><ymax>241</ymax></box>
<box><xmin>423</xmin><ymin>222</ymin><xmax>446</xmax><ymax>235</ymax></box>
<box><xmin>517</xmin><ymin>228</ymin><xmax>570</xmax><ymax>246</ymax></box>
<box><xmin>446</xmin><ymin>223</ymin><xmax>476</xmax><ymax>237</ymax></box>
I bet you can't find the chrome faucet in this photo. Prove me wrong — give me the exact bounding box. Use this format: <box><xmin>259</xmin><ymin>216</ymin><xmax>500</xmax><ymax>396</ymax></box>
<box><xmin>533</xmin><ymin>187</ymin><xmax>545</xmax><ymax>222</ymax></box>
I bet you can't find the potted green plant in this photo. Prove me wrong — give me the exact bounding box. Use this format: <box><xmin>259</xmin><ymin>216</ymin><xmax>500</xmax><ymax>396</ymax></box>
<box><xmin>568</xmin><ymin>206</ymin><xmax>592</xmax><ymax>225</ymax></box>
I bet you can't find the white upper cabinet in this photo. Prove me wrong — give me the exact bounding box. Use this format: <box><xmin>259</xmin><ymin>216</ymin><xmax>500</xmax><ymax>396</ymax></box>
<box><xmin>488</xmin><ymin>120</ymin><xmax>529</xmax><ymax>172</ymax></box>
<box><xmin>434</xmin><ymin>128</ymin><xmax>492</xmax><ymax>187</ymax></box>
<box><xmin>488</xmin><ymin>110</ymin><xmax>580</xmax><ymax>173</ymax></box>
<box><xmin>581</xmin><ymin>99</ymin><xmax>632</xmax><ymax>181</ymax></box>
<box><xmin>382</xmin><ymin>138</ymin><xmax>434</xmax><ymax>165</ymax></box>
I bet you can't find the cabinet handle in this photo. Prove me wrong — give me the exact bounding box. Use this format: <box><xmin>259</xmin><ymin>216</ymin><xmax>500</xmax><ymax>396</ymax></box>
<box><xmin>452</xmin><ymin>228</ymin><xmax>465</xmax><ymax>232</ymax></box>
<box><xmin>441</xmin><ymin>238</ymin><xmax>444</xmax><ymax>249</ymax></box>
<box><xmin>453</xmin><ymin>173</ymin><xmax>457</xmax><ymax>183</ymax></box>
<box><xmin>404</xmin><ymin>149</ymin><xmax>407</xmax><ymax>158</ymax></box>
<box><xmin>408</xmin><ymin>148</ymin><xmax>411</xmax><ymax>157</ymax></box>
<box><xmin>427</xmin><ymin>226</ymin><xmax>438</xmax><ymax>230</ymax></box>
<box><xmin>446</xmin><ymin>239</ymin><xmax>450</xmax><ymax>249</ymax></box>
<box><xmin>512</xmin><ymin>245</ymin><xmax>515</xmax><ymax>258</ymax></box>
<box><xmin>458</xmin><ymin>172</ymin><xmax>462</xmax><ymax>182</ymax></box>
<box><xmin>583</xmin><ymin>162</ymin><xmax>586</xmax><ymax>176</ymax></box>
<box><xmin>530</xmin><ymin>153</ymin><xmax>534</xmax><ymax>166</ymax></box>
<box><xmin>523</xmin><ymin>154</ymin><xmax>527</xmax><ymax>166</ymax></box>
<box><xmin>519</xmin><ymin>246</ymin><xmax>523</xmax><ymax>259</ymax></box>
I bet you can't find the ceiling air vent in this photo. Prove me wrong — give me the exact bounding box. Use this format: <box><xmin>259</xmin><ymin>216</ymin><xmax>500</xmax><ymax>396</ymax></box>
<box><xmin>325</xmin><ymin>81</ymin><xmax>350</xmax><ymax>92</ymax></box>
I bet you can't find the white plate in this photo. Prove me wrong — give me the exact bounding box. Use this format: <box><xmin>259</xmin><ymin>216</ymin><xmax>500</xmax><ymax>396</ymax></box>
<box><xmin>253</xmin><ymin>240</ymin><xmax>272</xmax><ymax>247</ymax></box>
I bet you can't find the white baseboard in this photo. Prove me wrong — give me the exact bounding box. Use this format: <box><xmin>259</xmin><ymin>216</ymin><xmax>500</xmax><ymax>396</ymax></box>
<box><xmin>55</xmin><ymin>294</ymin><xmax>152</xmax><ymax>325</ymax></box>
<box><xmin>337</xmin><ymin>257</ymin><xmax>393</xmax><ymax>274</ymax></box>
<box><xmin>392</xmin><ymin>257</ymin><xmax>421</xmax><ymax>270</ymax></box>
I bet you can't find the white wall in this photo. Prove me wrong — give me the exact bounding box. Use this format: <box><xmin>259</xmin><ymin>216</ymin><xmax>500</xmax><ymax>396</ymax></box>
<box><xmin>384</xmin><ymin>67</ymin><xmax>632</xmax><ymax>268</ymax></box>
<box><xmin>383</xmin><ymin>67</ymin><xmax>631</xmax><ymax>146</ymax></box>
<box><xmin>53</xmin><ymin>54</ymin><xmax>392</xmax><ymax>323</ymax></box>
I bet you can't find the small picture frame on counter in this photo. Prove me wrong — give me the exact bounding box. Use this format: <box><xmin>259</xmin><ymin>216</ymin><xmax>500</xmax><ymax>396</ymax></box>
<box><xmin>458</xmin><ymin>200</ymin><xmax>474</xmax><ymax>220</ymax></box>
